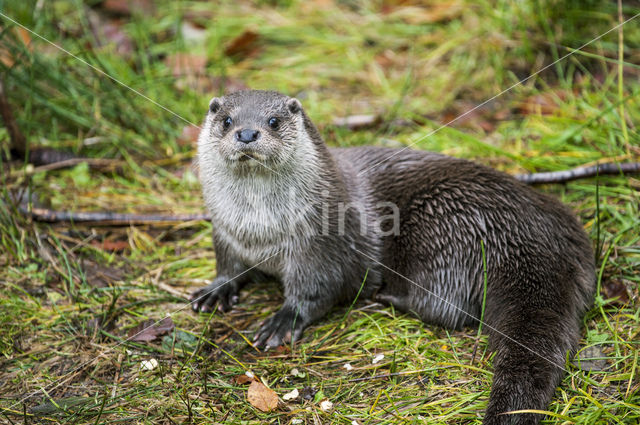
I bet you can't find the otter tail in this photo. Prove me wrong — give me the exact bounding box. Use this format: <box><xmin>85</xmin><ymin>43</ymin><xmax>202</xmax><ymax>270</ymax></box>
<box><xmin>483</xmin><ymin>273</ymin><xmax>586</xmax><ymax>425</ymax></box>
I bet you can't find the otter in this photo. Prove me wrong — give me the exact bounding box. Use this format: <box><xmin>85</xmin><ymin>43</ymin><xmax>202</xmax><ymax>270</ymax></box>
<box><xmin>191</xmin><ymin>90</ymin><xmax>595</xmax><ymax>424</ymax></box>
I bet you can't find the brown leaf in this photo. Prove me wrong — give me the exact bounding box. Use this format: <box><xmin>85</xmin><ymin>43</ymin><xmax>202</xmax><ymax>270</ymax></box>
<box><xmin>91</xmin><ymin>239</ymin><xmax>130</xmax><ymax>252</ymax></box>
<box><xmin>247</xmin><ymin>380</ymin><xmax>278</xmax><ymax>412</ymax></box>
<box><xmin>383</xmin><ymin>1</ymin><xmax>463</xmax><ymax>24</ymax></box>
<box><xmin>576</xmin><ymin>345</ymin><xmax>608</xmax><ymax>371</ymax></box>
<box><xmin>102</xmin><ymin>22</ymin><xmax>134</xmax><ymax>56</ymax></box>
<box><xmin>101</xmin><ymin>0</ymin><xmax>155</xmax><ymax>16</ymax></box>
<box><xmin>87</xmin><ymin>10</ymin><xmax>134</xmax><ymax>57</ymax></box>
<box><xmin>16</xmin><ymin>27</ymin><xmax>31</xmax><ymax>47</ymax></box>
<box><xmin>224</xmin><ymin>30</ymin><xmax>260</xmax><ymax>59</ymax></box>
<box><xmin>374</xmin><ymin>50</ymin><xmax>398</xmax><ymax>70</ymax></box>
<box><xmin>300</xmin><ymin>386</ymin><xmax>317</xmax><ymax>401</ymax></box>
<box><xmin>83</xmin><ymin>259</ymin><xmax>125</xmax><ymax>287</ymax></box>
<box><xmin>601</xmin><ymin>280</ymin><xmax>629</xmax><ymax>306</ymax></box>
<box><xmin>234</xmin><ymin>374</ymin><xmax>257</xmax><ymax>385</ymax></box>
<box><xmin>127</xmin><ymin>317</ymin><xmax>175</xmax><ymax>342</ymax></box>
<box><xmin>439</xmin><ymin>101</ymin><xmax>503</xmax><ymax>133</ymax></box>
<box><xmin>153</xmin><ymin>317</ymin><xmax>175</xmax><ymax>333</ymax></box>
<box><xmin>518</xmin><ymin>91</ymin><xmax>568</xmax><ymax>116</ymax></box>
<box><xmin>165</xmin><ymin>53</ymin><xmax>207</xmax><ymax>78</ymax></box>
<box><xmin>0</xmin><ymin>27</ymin><xmax>33</xmax><ymax>67</ymax></box>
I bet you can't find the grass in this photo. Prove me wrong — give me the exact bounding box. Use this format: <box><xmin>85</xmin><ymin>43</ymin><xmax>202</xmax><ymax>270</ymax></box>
<box><xmin>1</xmin><ymin>0</ymin><xmax>639</xmax><ymax>423</ymax></box>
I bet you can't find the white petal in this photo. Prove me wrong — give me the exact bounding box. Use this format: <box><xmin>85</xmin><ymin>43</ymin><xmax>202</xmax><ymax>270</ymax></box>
<box><xmin>140</xmin><ymin>358</ymin><xmax>158</xmax><ymax>371</ymax></box>
<box><xmin>372</xmin><ymin>354</ymin><xmax>385</xmax><ymax>364</ymax></box>
<box><xmin>283</xmin><ymin>388</ymin><xmax>299</xmax><ymax>401</ymax></box>
<box><xmin>320</xmin><ymin>400</ymin><xmax>333</xmax><ymax>412</ymax></box>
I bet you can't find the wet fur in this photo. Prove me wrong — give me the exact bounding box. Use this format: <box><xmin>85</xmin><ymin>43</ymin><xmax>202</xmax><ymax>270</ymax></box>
<box><xmin>192</xmin><ymin>90</ymin><xmax>595</xmax><ymax>424</ymax></box>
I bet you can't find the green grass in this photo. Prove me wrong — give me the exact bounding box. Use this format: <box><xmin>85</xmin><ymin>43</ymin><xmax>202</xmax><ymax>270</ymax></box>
<box><xmin>1</xmin><ymin>0</ymin><xmax>639</xmax><ymax>424</ymax></box>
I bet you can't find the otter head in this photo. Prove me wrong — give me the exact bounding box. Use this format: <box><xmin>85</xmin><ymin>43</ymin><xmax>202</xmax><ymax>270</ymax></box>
<box><xmin>198</xmin><ymin>90</ymin><xmax>313</xmax><ymax>174</ymax></box>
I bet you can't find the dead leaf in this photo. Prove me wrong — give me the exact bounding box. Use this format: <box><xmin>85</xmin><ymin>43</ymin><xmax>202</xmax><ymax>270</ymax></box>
<box><xmin>30</xmin><ymin>397</ymin><xmax>93</xmax><ymax>415</ymax></box>
<box><xmin>127</xmin><ymin>317</ymin><xmax>175</xmax><ymax>342</ymax></box>
<box><xmin>234</xmin><ymin>374</ymin><xmax>257</xmax><ymax>385</ymax></box>
<box><xmin>15</xmin><ymin>27</ymin><xmax>32</xmax><ymax>47</ymax></box>
<box><xmin>247</xmin><ymin>380</ymin><xmax>278</xmax><ymax>412</ymax></box>
<box><xmin>0</xmin><ymin>27</ymin><xmax>33</xmax><ymax>67</ymax></box>
<box><xmin>576</xmin><ymin>345</ymin><xmax>608</xmax><ymax>371</ymax></box>
<box><xmin>518</xmin><ymin>91</ymin><xmax>569</xmax><ymax>116</ymax></box>
<box><xmin>374</xmin><ymin>49</ymin><xmax>399</xmax><ymax>70</ymax></box>
<box><xmin>87</xmin><ymin>10</ymin><xmax>134</xmax><ymax>57</ymax></box>
<box><xmin>383</xmin><ymin>1</ymin><xmax>463</xmax><ymax>24</ymax></box>
<box><xmin>90</xmin><ymin>239</ymin><xmax>130</xmax><ymax>252</ymax></box>
<box><xmin>601</xmin><ymin>279</ymin><xmax>629</xmax><ymax>306</ymax></box>
<box><xmin>83</xmin><ymin>259</ymin><xmax>125</xmax><ymax>287</ymax></box>
<box><xmin>300</xmin><ymin>386</ymin><xmax>317</xmax><ymax>401</ymax></box>
<box><xmin>438</xmin><ymin>100</ymin><xmax>510</xmax><ymax>133</ymax></box>
<box><xmin>224</xmin><ymin>30</ymin><xmax>260</xmax><ymax>59</ymax></box>
<box><xmin>165</xmin><ymin>53</ymin><xmax>207</xmax><ymax>77</ymax></box>
<box><xmin>101</xmin><ymin>0</ymin><xmax>155</xmax><ymax>16</ymax></box>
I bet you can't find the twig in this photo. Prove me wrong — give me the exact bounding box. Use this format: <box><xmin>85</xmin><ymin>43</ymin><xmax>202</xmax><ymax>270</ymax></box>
<box><xmin>23</xmin><ymin>157</ymin><xmax>122</xmax><ymax>173</ymax></box>
<box><xmin>515</xmin><ymin>162</ymin><xmax>640</xmax><ymax>185</ymax></box>
<box><xmin>22</xmin><ymin>206</ymin><xmax>209</xmax><ymax>225</ymax></box>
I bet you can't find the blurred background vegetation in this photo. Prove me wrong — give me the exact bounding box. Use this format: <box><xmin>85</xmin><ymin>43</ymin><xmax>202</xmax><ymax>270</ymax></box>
<box><xmin>1</xmin><ymin>0</ymin><xmax>639</xmax><ymax>424</ymax></box>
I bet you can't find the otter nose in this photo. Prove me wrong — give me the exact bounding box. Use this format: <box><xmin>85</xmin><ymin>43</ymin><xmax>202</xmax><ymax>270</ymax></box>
<box><xmin>235</xmin><ymin>129</ymin><xmax>260</xmax><ymax>144</ymax></box>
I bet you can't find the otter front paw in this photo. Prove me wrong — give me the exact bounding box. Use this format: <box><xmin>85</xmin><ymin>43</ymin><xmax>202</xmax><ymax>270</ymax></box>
<box><xmin>190</xmin><ymin>277</ymin><xmax>240</xmax><ymax>313</ymax></box>
<box><xmin>253</xmin><ymin>306</ymin><xmax>305</xmax><ymax>350</ymax></box>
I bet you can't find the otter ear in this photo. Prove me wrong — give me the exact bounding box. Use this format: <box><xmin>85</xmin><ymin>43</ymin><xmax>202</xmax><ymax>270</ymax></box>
<box><xmin>209</xmin><ymin>97</ymin><xmax>222</xmax><ymax>114</ymax></box>
<box><xmin>286</xmin><ymin>98</ymin><xmax>302</xmax><ymax>114</ymax></box>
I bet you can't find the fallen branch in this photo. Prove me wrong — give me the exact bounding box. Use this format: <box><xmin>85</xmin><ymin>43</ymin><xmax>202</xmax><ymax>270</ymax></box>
<box><xmin>23</xmin><ymin>206</ymin><xmax>209</xmax><ymax>226</ymax></box>
<box><xmin>515</xmin><ymin>162</ymin><xmax>640</xmax><ymax>185</ymax></box>
<box><xmin>23</xmin><ymin>157</ymin><xmax>122</xmax><ymax>174</ymax></box>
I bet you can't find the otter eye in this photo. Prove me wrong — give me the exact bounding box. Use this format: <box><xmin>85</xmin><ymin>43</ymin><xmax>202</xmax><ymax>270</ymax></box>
<box><xmin>268</xmin><ymin>117</ymin><xmax>280</xmax><ymax>130</ymax></box>
<box><xmin>222</xmin><ymin>116</ymin><xmax>232</xmax><ymax>130</ymax></box>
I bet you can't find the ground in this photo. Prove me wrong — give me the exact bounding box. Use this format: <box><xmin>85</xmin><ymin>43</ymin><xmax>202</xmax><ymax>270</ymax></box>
<box><xmin>0</xmin><ymin>0</ymin><xmax>639</xmax><ymax>424</ymax></box>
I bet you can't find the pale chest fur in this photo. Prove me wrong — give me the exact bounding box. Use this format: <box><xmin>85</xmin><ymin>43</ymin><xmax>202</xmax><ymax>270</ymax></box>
<box><xmin>201</xmin><ymin>169</ymin><xmax>319</xmax><ymax>275</ymax></box>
